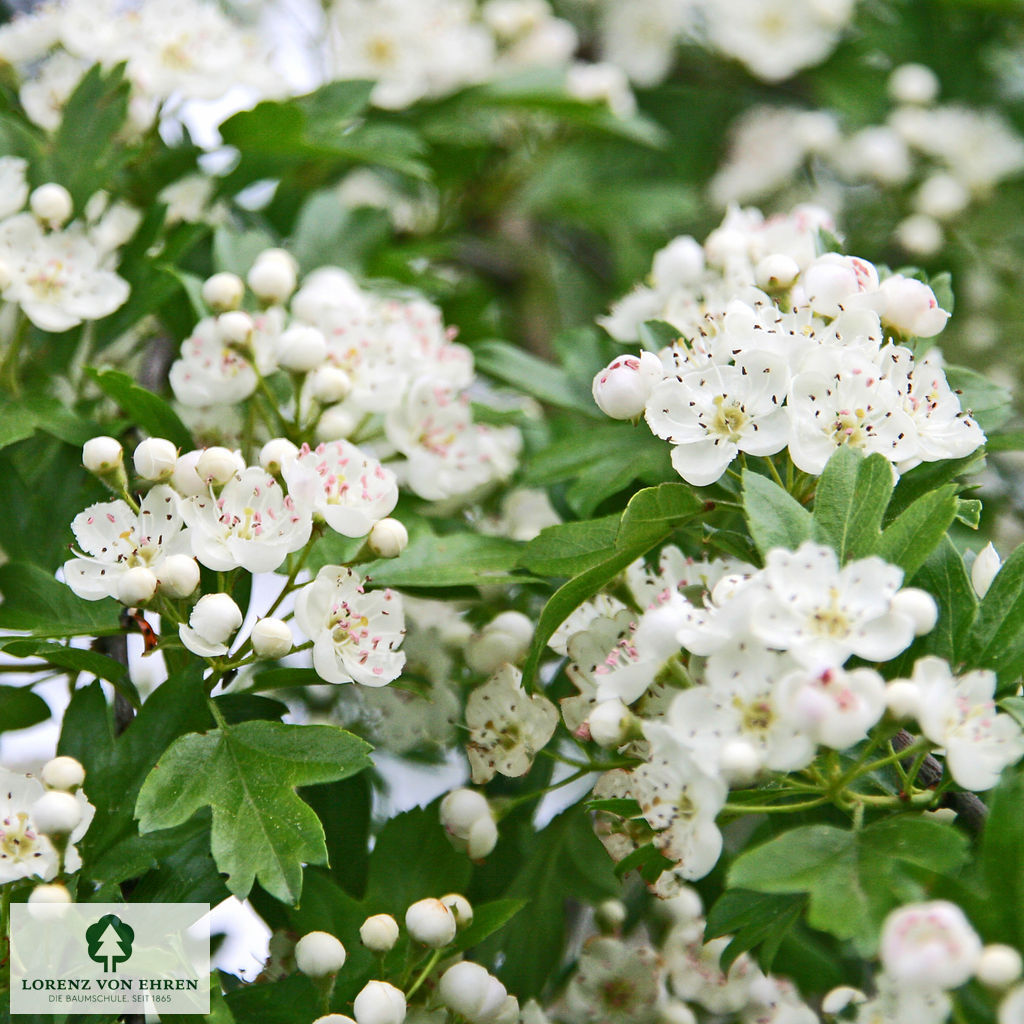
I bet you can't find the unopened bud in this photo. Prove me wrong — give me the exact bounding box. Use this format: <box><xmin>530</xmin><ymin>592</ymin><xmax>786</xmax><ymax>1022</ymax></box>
<box><xmin>972</xmin><ymin>542</ymin><xmax>1001</xmax><ymax>599</ymax></box>
<box><xmin>251</xmin><ymin>617</ymin><xmax>293</xmax><ymax>659</ymax></box>
<box><xmin>41</xmin><ymin>756</ymin><xmax>85</xmax><ymax>791</ymax></box>
<box><xmin>360</xmin><ymin>914</ymin><xmax>399</xmax><ymax>952</ymax></box>
<box><xmin>877</xmin><ymin>275</ymin><xmax>949</xmax><ymax>338</ymax></box>
<box><xmin>891</xmin><ymin>587</ymin><xmax>938</xmax><ymax>636</ymax></box>
<box><xmin>117</xmin><ymin>566</ymin><xmax>158</xmax><ymax>606</ymax></box>
<box><xmin>352</xmin><ymin>980</ymin><xmax>407</xmax><ymax>1024</ymax></box>
<box><xmin>196</xmin><ymin>446</ymin><xmax>242</xmax><ymax>486</ymax></box>
<box><xmin>467</xmin><ymin>814</ymin><xmax>499</xmax><ymax>859</ymax></box>
<box><xmin>156</xmin><ymin>554</ymin><xmax>201</xmax><ymax>599</ymax></box>
<box><xmin>248</xmin><ymin>249</ymin><xmax>298</xmax><ymax>304</ymax></box>
<box><xmin>259</xmin><ymin>437</ymin><xmax>298</xmax><ymax>475</ymax></box>
<box><xmin>594</xmin><ymin>899</ymin><xmax>626</xmax><ymax>934</ymax></box>
<box><xmin>82</xmin><ymin>436</ymin><xmax>124</xmax><ymax>475</ymax></box>
<box><xmin>755</xmin><ymin>254</ymin><xmax>799</xmax><ymax>291</ymax></box>
<box><xmin>368</xmin><ymin>518</ymin><xmax>408</xmax><ymax>559</ymax></box>
<box><xmin>30</xmin><ymin>183</ymin><xmax>73</xmax><ymax>226</ymax></box>
<box><xmin>171</xmin><ymin>450</ymin><xmax>207</xmax><ymax>496</ymax></box>
<box><xmin>201</xmin><ymin>272</ymin><xmax>245</xmax><ymax>312</ymax></box>
<box><xmin>133</xmin><ymin>437</ymin><xmax>178</xmax><ymax>481</ymax></box>
<box><xmin>587</xmin><ymin>699</ymin><xmax>637</xmax><ymax>748</ymax></box>
<box><xmin>295</xmin><ymin>931</ymin><xmax>347</xmax><ymax>977</ymax></box>
<box><xmin>278</xmin><ymin>324</ymin><xmax>327</xmax><ymax>373</ymax></box>
<box><xmin>592</xmin><ymin>352</ymin><xmax>663</xmax><ymax>420</ymax></box>
<box><xmin>218</xmin><ymin>311</ymin><xmax>254</xmax><ymax>347</ymax></box>
<box><xmin>316</xmin><ymin>405</ymin><xmax>358</xmax><ymax>442</ymax></box>
<box><xmin>308</xmin><ymin>366</ymin><xmax>352</xmax><ymax>405</ymax></box>
<box><xmin>438</xmin><ymin>962</ymin><xmax>507</xmax><ymax>1023</ymax></box>
<box><xmin>977</xmin><ymin>944</ymin><xmax>1023</xmax><ymax>988</ymax></box>
<box><xmin>441</xmin><ymin>893</ymin><xmax>473</xmax><ymax>929</ymax></box>
<box><xmin>888</xmin><ymin>63</ymin><xmax>940</xmax><ymax>105</ymax></box>
<box><xmin>405</xmin><ymin>898</ymin><xmax>457</xmax><ymax>948</ymax></box>
<box><xmin>886</xmin><ymin>680</ymin><xmax>922</xmax><ymax>721</ymax></box>
<box><xmin>31</xmin><ymin>790</ymin><xmax>83</xmax><ymax>834</ymax></box>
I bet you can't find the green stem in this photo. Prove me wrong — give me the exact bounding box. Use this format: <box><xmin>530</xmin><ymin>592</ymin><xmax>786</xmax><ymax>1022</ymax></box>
<box><xmin>847</xmin><ymin>739</ymin><xmax>934</xmax><ymax>782</ymax></box>
<box><xmin>722</xmin><ymin>795</ymin><xmax>829</xmax><ymax>815</ymax></box>
<box><xmin>405</xmin><ymin>948</ymin><xmax>444</xmax><ymax>1000</ymax></box>
<box><xmin>764</xmin><ymin>456</ymin><xmax>785</xmax><ymax>490</ymax></box>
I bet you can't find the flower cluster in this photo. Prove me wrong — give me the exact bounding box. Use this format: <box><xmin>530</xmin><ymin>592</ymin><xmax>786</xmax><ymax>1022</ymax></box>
<box><xmin>62</xmin><ymin>435</ymin><xmax>406</xmax><ymax>687</ymax></box>
<box><xmin>0</xmin><ymin>758</ymin><xmax>93</xmax><ymax>887</ymax></box>
<box><xmin>0</xmin><ymin>0</ymin><xmax>284</xmax><ymax>133</ymax></box>
<box><xmin>0</xmin><ymin>163</ymin><xmax>133</xmax><ymax>332</ymax></box>
<box><xmin>556</xmin><ymin>540</ymin><xmax>1024</xmax><ymax>889</ymax></box>
<box><xmin>170</xmin><ymin>253</ymin><xmax>522</xmax><ymax>504</ymax></box>
<box><xmin>594</xmin><ymin>205</ymin><xmax>984</xmax><ymax>486</ymax></box>
<box><xmin>709</xmin><ymin>63</ymin><xmax>1024</xmax><ymax>257</ymax></box>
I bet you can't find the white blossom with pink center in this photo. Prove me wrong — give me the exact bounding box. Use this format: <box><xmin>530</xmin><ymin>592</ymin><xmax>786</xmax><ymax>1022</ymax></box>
<box><xmin>169</xmin><ymin>316</ymin><xmax>259</xmax><ymax>407</ymax></box>
<box><xmin>181</xmin><ymin>466</ymin><xmax>312</xmax><ymax>573</ymax></box>
<box><xmin>294</xmin><ymin>565</ymin><xmax>405</xmax><ymax>686</ymax></box>
<box><xmin>281</xmin><ymin>439</ymin><xmax>398</xmax><ymax>538</ymax></box>
<box><xmin>879</xmin><ymin>900</ymin><xmax>982</xmax><ymax>991</ymax></box>
<box><xmin>63</xmin><ymin>485</ymin><xmax>190</xmax><ymax>601</ymax></box>
<box><xmin>908</xmin><ymin>656</ymin><xmax>1024</xmax><ymax>791</ymax></box>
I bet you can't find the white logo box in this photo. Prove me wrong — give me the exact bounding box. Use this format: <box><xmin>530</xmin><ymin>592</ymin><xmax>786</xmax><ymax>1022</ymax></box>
<box><xmin>11</xmin><ymin>902</ymin><xmax>210</xmax><ymax>1015</ymax></box>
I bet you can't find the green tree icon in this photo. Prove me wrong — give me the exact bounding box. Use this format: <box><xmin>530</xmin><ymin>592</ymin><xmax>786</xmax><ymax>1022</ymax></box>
<box><xmin>86</xmin><ymin>915</ymin><xmax>134</xmax><ymax>973</ymax></box>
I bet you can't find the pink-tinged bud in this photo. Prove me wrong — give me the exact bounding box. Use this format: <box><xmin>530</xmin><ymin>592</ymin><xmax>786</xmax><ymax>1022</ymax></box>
<box><xmin>133</xmin><ymin>437</ymin><xmax>178</xmax><ymax>481</ymax></box>
<box><xmin>295</xmin><ymin>931</ymin><xmax>347</xmax><ymax>976</ymax></box>
<box><xmin>201</xmin><ymin>272</ymin><xmax>245</xmax><ymax>312</ymax></box>
<box><xmin>877</xmin><ymin>275</ymin><xmax>950</xmax><ymax>338</ymax></box>
<box><xmin>592</xmin><ymin>351</ymin><xmax>663</xmax><ymax>420</ymax></box>
<box><xmin>352</xmin><ymin>981</ymin><xmax>407</xmax><ymax>1024</ymax></box>
<box><xmin>802</xmin><ymin>253</ymin><xmax>880</xmax><ymax>317</ymax></box>
<box><xmin>879</xmin><ymin>900</ymin><xmax>981</xmax><ymax>990</ymax></box>
<box><xmin>405</xmin><ymin>898</ymin><xmax>457</xmax><ymax>948</ymax></box>
<box><xmin>251</xmin><ymin>617</ymin><xmax>293</xmax><ymax>659</ymax></box>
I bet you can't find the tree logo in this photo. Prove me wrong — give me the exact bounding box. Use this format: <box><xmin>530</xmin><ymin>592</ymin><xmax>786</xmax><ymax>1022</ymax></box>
<box><xmin>85</xmin><ymin>915</ymin><xmax>135</xmax><ymax>973</ymax></box>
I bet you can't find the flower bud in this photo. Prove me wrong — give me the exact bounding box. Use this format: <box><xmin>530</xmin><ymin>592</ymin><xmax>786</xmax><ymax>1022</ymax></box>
<box><xmin>201</xmin><ymin>272</ymin><xmax>245</xmax><ymax>312</ymax></box>
<box><xmin>888</xmin><ymin>63</ymin><xmax>940</xmax><ymax>105</ymax></box>
<box><xmin>802</xmin><ymin>253</ymin><xmax>879</xmax><ymax>317</ymax></box>
<box><xmin>83</xmin><ymin>436</ymin><xmax>124</xmax><ymax>475</ymax></box>
<box><xmin>896</xmin><ymin>214</ymin><xmax>943</xmax><ymax>257</ymax></box>
<box><xmin>978</xmin><ymin>944</ymin><xmax>1023</xmax><ymax>988</ymax></box>
<box><xmin>295</xmin><ymin>931</ymin><xmax>347</xmax><ymax>977</ymax></box>
<box><xmin>31</xmin><ymin>790</ymin><xmax>83</xmax><ymax>834</ymax></box>
<box><xmin>886</xmin><ymin>680</ymin><xmax>922</xmax><ymax>721</ymax></box>
<box><xmin>467</xmin><ymin>814</ymin><xmax>499</xmax><ymax>859</ymax></box>
<box><xmin>42</xmin><ymin>756</ymin><xmax>85</xmax><ymax>791</ymax></box>
<box><xmin>316</xmin><ymin>405</ymin><xmax>358</xmax><ymax>442</ymax></box>
<box><xmin>313</xmin><ymin>1017</ymin><xmax>357</xmax><ymax>1024</ymax></box>
<box><xmin>466</xmin><ymin>611</ymin><xmax>534</xmax><ymax>675</ymax></box>
<box><xmin>891</xmin><ymin>588</ymin><xmax>938</xmax><ymax>636</ymax></box>
<box><xmin>308</xmin><ymin>366</ymin><xmax>352</xmax><ymax>404</ymax></box>
<box><xmin>196</xmin><ymin>446</ymin><xmax>242</xmax><ymax>486</ymax></box>
<box><xmin>915</xmin><ymin>173</ymin><xmax>969</xmax><ymax>221</ymax></box>
<box><xmin>259</xmin><ymin>437</ymin><xmax>299</xmax><ymax>475</ymax></box>
<box><xmin>360</xmin><ymin>914</ymin><xmax>400</xmax><ymax>952</ymax></box>
<box><xmin>278</xmin><ymin>325</ymin><xmax>327</xmax><ymax>372</ymax></box>
<box><xmin>251</xmin><ymin>617</ymin><xmax>293</xmax><ymax>659</ymax></box>
<box><xmin>156</xmin><ymin>554</ymin><xmax>201</xmax><ymax>599</ymax></box>
<box><xmin>28</xmin><ymin>882</ymin><xmax>73</xmax><ymax>921</ymax></box>
<box><xmin>352</xmin><ymin>980</ymin><xmax>407</xmax><ymax>1024</ymax></box>
<box><xmin>651</xmin><ymin>236</ymin><xmax>704</xmax><ymax>288</ymax></box>
<box><xmin>877</xmin><ymin>275</ymin><xmax>949</xmax><ymax>338</ymax></box>
<box><xmin>588</xmin><ymin>699</ymin><xmax>639</xmax><ymax>748</ymax></box>
<box><xmin>972</xmin><ymin>542</ymin><xmax>1001</xmax><ymax>599</ymax></box>
<box><xmin>594</xmin><ymin>898</ymin><xmax>626</xmax><ymax>934</ymax></box>
<box><xmin>218</xmin><ymin>311</ymin><xmax>254</xmax><ymax>347</ymax></box>
<box><xmin>441</xmin><ymin>893</ymin><xmax>473</xmax><ymax>929</ymax></box>
<box><xmin>592</xmin><ymin>352</ymin><xmax>663</xmax><ymax>420</ymax></box>
<box><xmin>248</xmin><ymin>249</ymin><xmax>298</xmax><ymax>304</ymax></box>
<box><xmin>439</xmin><ymin>962</ymin><xmax>507</xmax><ymax>1023</ymax></box>
<box><xmin>171</xmin><ymin>450</ymin><xmax>207</xmax><ymax>496</ymax></box>
<box><xmin>117</xmin><ymin>566</ymin><xmax>158</xmax><ymax>606</ymax></box>
<box><xmin>30</xmin><ymin>182</ymin><xmax>73</xmax><ymax>226</ymax></box>
<box><xmin>190</xmin><ymin>593</ymin><xmax>243</xmax><ymax>644</ymax></box>
<box><xmin>821</xmin><ymin>986</ymin><xmax>867</xmax><ymax>1015</ymax></box>
<box><xmin>441</xmin><ymin>788</ymin><xmax>491</xmax><ymax>836</ymax></box>
<box><xmin>368</xmin><ymin>518</ymin><xmax>408</xmax><ymax>559</ymax></box>
<box><xmin>755</xmin><ymin>254</ymin><xmax>799</xmax><ymax>291</ymax></box>
<box><xmin>405</xmin><ymin>898</ymin><xmax>457</xmax><ymax>948</ymax></box>
<box><xmin>133</xmin><ymin>437</ymin><xmax>178</xmax><ymax>481</ymax></box>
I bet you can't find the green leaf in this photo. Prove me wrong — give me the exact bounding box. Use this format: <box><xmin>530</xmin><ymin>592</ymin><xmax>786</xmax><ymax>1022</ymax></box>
<box><xmin>473</xmin><ymin>340</ymin><xmax>600</xmax><ymax>415</ymax></box>
<box><xmin>0</xmin><ymin>685</ymin><xmax>50</xmax><ymax>733</ymax></box>
<box><xmin>85</xmin><ymin>368</ymin><xmax>193</xmax><ymax>450</ymax></box>
<box><xmin>355</xmin><ymin>527</ymin><xmax>527</xmax><ymax>588</ymax></box>
<box><xmin>637</xmin><ymin>320</ymin><xmax>682</xmax><ymax>349</ymax></box>
<box><xmin>964</xmin><ymin>542</ymin><xmax>1024</xmax><ymax>689</ymax></box>
<box><xmin>742</xmin><ymin>469</ymin><xmax>813</xmax><ymax>560</ymax></box>
<box><xmin>984</xmin><ymin>431</ymin><xmax>1024</xmax><ymax>452</ymax></box>
<box><xmin>728</xmin><ymin>817</ymin><xmax>969</xmax><ymax>954</ymax></box>
<box><xmin>135</xmin><ymin>720</ymin><xmax>373</xmax><ymax>903</ymax></box>
<box><xmin>0</xmin><ymin>637</ymin><xmax>127</xmax><ymax>683</ymax></box>
<box><xmin>0</xmin><ymin>396</ymin><xmax>101</xmax><ymax>450</ymax></box>
<box><xmin>955</xmin><ymin>498</ymin><xmax>983</xmax><ymax>529</ymax></box>
<box><xmin>212</xmin><ymin>225</ymin><xmax>279</xmax><ymax>277</ymax></box>
<box><xmin>0</xmin><ymin>561</ymin><xmax>121</xmax><ymax>636</ymax></box>
<box><xmin>811</xmin><ymin>449</ymin><xmax>893</xmax><ymax>562</ymax></box>
<box><xmin>455</xmin><ymin>898</ymin><xmax>528</xmax><ymax>952</ymax></box>
<box><xmin>945</xmin><ymin>365</ymin><xmax>1012</xmax><ymax>431</ymax></box>
<box><xmin>224</xmin><ymin>973</ymin><xmax>319</xmax><ymax>1024</ymax></box>
<box><xmin>520</xmin><ymin>484</ymin><xmax>706</xmax><ymax>688</ymax></box>
<box><xmin>518</xmin><ymin>515</ymin><xmax>621</xmax><ymax>577</ymax></box>
<box><xmin>979</xmin><ymin>764</ymin><xmax>1024</xmax><ymax>946</ymax></box>
<box><xmin>705</xmin><ymin>890</ymin><xmax>807</xmax><ymax>973</ymax></box>
<box><xmin>876</xmin><ymin>484</ymin><xmax>959</xmax><ymax>578</ymax></box>
<box><xmin>886</xmin><ymin>449</ymin><xmax>986</xmax><ymax>522</ymax></box>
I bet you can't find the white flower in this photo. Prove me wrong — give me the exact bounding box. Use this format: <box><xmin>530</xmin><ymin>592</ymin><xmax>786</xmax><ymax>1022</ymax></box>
<box><xmin>0</xmin><ymin>156</ymin><xmax>29</xmax><ymax>219</ymax></box>
<box><xmin>663</xmin><ymin>921</ymin><xmax>761</xmax><ymax>1015</ymax></box>
<box><xmin>910</xmin><ymin>656</ymin><xmax>1024</xmax><ymax>791</ymax></box>
<box><xmin>880</xmin><ymin>900</ymin><xmax>982</xmax><ymax>991</ymax></box>
<box><xmin>63</xmin><ymin>486</ymin><xmax>190</xmax><ymax>601</ymax></box>
<box><xmin>877</xmin><ymin>275</ymin><xmax>950</xmax><ymax>338</ymax></box>
<box><xmin>169</xmin><ymin>317</ymin><xmax>259</xmax><ymax>407</ymax></box>
<box><xmin>182</xmin><ymin>467</ymin><xmax>312</xmax><ymax>573</ymax></box>
<box><xmin>282</xmin><ymin>440</ymin><xmax>398</xmax><ymax>539</ymax></box>
<box><xmin>645</xmin><ymin>352</ymin><xmax>790</xmax><ymax>486</ymax></box>
<box><xmin>776</xmin><ymin>664</ymin><xmax>887</xmax><ymax>750</ymax></box>
<box><xmin>0</xmin><ymin>213</ymin><xmax>130</xmax><ymax>331</ymax></box>
<box><xmin>294</xmin><ymin>566</ymin><xmax>405</xmax><ymax>687</ymax></box>
<box><xmin>465</xmin><ymin>664</ymin><xmax>557</xmax><ymax>784</ymax></box>
<box><xmin>752</xmin><ymin>542</ymin><xmax>922</xmax><ymax>669</ymax></box>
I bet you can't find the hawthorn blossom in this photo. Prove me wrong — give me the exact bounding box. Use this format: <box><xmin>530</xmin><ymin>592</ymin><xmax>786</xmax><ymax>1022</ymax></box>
<box><xmin>181</xmin><ymin>467</ymin><xmax>312</xmax><ymax>573</ymax></box>
<box><xmin>564</xmin><ymin>936</ymin><xmax>663</xmax><ymax>1024</ymax></box>
<box><xmin>464</xmin><ymin>664</ymin><xmax>558</xmax><ymax>784</ymax></box>
<box><xmin>281</xmin><ymin>440</ymin><xmax>398</xmax><ymax>538</ymax></box>
<box><xmin>63</xmin><ymin>485</ymin><xmax>190</xmax><ymax>601</ymax></box>
<box><xmin>909</xmin><ymin>657</ymin><xmax>1024</xmax><ymax>791</ymax></box>
<box><xmin>775</xmin><ymin>664</ymin><xmax>887</xmax><ymax>750</ymax></box>
<box><xmin>169</xmin><ymin>317</ymin><xmax>260</xmax><ymax>407</ymax></box>
<box><xmin>294</xmin><ymin>565</ymin><xmax>405</xmax><ymax>686</ymax></box>
<box><xmin>879</xmin><ymin>900</ymin><xmax>982</xmax><ymax>991</ymax></box>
